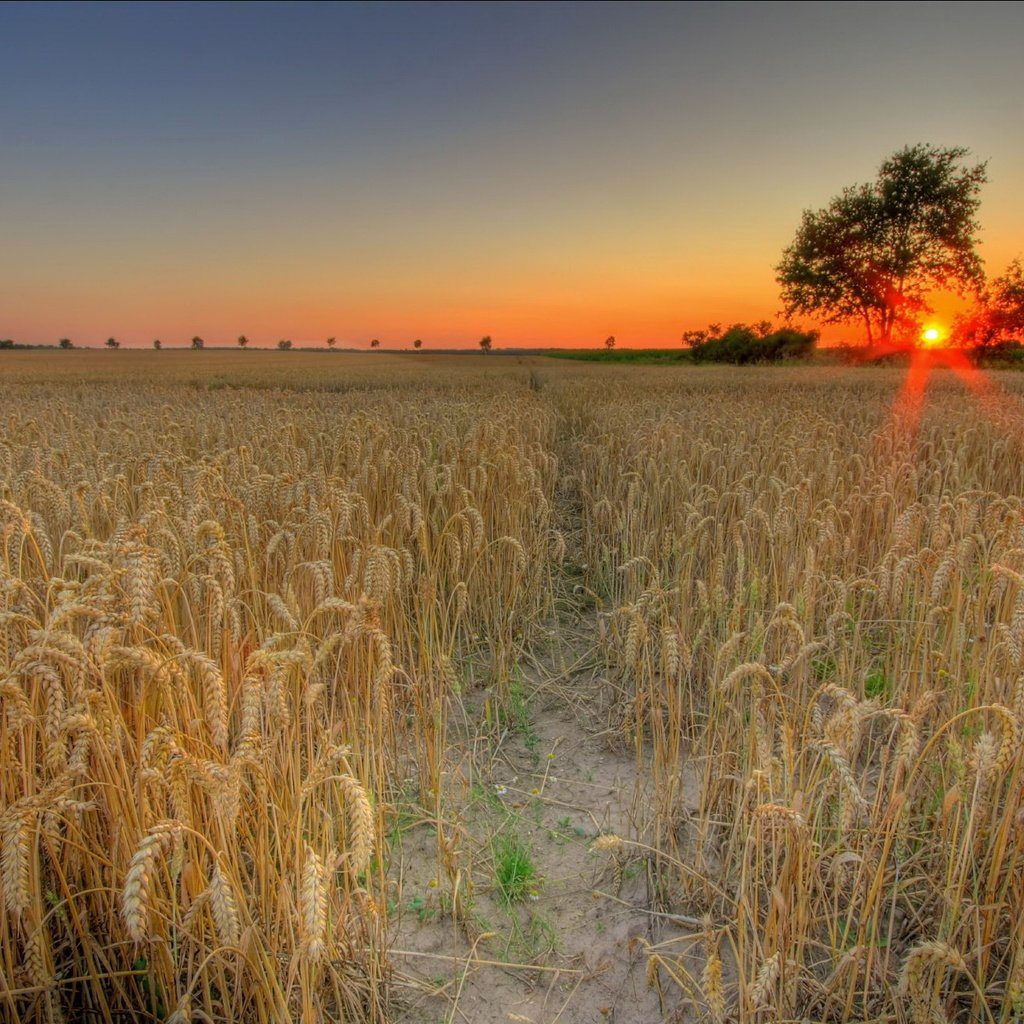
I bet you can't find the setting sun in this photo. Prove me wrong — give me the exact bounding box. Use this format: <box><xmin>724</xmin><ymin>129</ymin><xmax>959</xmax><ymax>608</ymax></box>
<box><xmin>921</xmin><ymin>325</ymin><xmax>944</xmax><ymax>348</ymax></box>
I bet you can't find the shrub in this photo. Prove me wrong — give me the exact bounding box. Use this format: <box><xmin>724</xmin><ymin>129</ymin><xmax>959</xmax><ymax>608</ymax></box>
<box><xmin>688</xmin><ymin>323</ymin><xmax>817</xmax><ymax>364</ymax></box>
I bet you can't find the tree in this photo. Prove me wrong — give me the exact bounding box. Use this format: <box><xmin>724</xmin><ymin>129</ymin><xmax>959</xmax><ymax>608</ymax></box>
<box><xmin>954</xmin><ymin>260</ymin><xmax>1024</xmax><ymax>346</ymax></box>
<box><xmin>326</xmin><ymin>336</ymin><xmax>336</xmax><ymax>349</ymax></box>
<box><xmin>191</xmin><ymin>336</ymin><xmax>204</xmax><ymax>350</ymax></box>
<box><xmin>413</xmin><ymin>338</ymin><xmax>422</xmax><ymax>350</ymax></box>
<box><xmin>776</xmin><ymin>144</ymin><xmax>987</xmax><ymax>346</ymax></box>
<box><xmin>0</xmin><ymin>339</ymin><xmax>14</xmax><ymax>349</ymax></box>
<box><xmin>105</xmin><ymin>337</ymin><xmax>120</xmax><ymax>349</ymax></box>
<box><xmin>59</xmin><ymin>338</ymin><xmax>73</xmax><ymax>349</ymax></box>
<box><xmin>681</xmin><ymin>321</ymin><xmax>817</xmax><ymax>363</ymax></box>
<box><xmin>987</xmin><ymin>260</ymin><xmax>1024</xmax><ymax>341</ymax></box>
<box><xmin>370</xmin><ymin>338</ymin><xmax>380</xmax><ymax>349</ymax></box>
<box><xmin>479</xmin><ymin>335</ymin><xmax>492</xmax><ymax>353</ymax></box>
<box><xmin>153</xmin><ymin>339</ymin><xmax>162</xmax><ymax>350</ymax></box>
<box><xmin>604</xmin><ymin>335</ymin><xmax>616</xmax><ymax>350</ymax></box>
<box><xmin>277</xmin><ymin>338</ymin><xmax>292</xmax><ymax>350</ymax></box>
<box><xmin>237</xmin><ymin>335</ymin><xmax>249</xmax><ymax>349</ymax></box>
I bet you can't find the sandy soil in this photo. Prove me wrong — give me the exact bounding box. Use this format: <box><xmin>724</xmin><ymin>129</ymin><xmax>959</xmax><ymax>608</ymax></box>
<box><xmin>386</xmin><ymin>638</ymin><xmax>701</xmax><ymax>1024</ymax></box>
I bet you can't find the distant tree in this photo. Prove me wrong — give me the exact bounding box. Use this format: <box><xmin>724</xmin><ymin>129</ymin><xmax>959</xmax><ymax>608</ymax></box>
<box><xmin>153</xmin><ymin>338</ymin><xmax>162</xmax><ymax>350</ymax></box>
<box><xmin>413</xmin><ymin>338</ymin><xmax>423</xmax><ymax>349</ymax></box>
<box><xmin>59</xmin><ymin>337</ymin><xmax>73</xmax><ymax>349</ymax></box>
<box><xmin>105</xmin><ymin>337</ymin><xmax>120</xmax><ymax>349</ymax></box>
<box><xmin>278</xmin><ymin>338</ymin><xmax>292</xmax><ymax>350</ymax></box>
<box><xmin>479</xmin><ymin>334</ymin><xmax>493</xmax><ymax>353</ymax></box>
<box><xmin>604</xmin><ymin>335</ymin><xmax>616</xmax><ymax>350</ymax></box>
<box><xmin>777</xmin><ymin>144</ymin><xmax>987</xmax><ymax>346</ymax></box>
<box><xmin>370</xmin><ymin>338</ymin><xmax>380</xmax><ymax>349</ymax></box>
<box><xmin>754</xmin><ymin>319</ymin><xmax>773</xmax><ymax>338</ymax></box>
<box><xmin>191</xmin><ymin>336</ymin><xmax>204</xmax><ymax>350</ymax></box>
<box><xmin>237</xmin><ymin>335</ymin><xmax>249</xmax><ymax>349</ymax></box>
<box><xmin>326</xmin><ymin>336</ymin><xmax>336</xmax><ymax>349</ymax></box>
<box><xmin>0</xmin><ymin>339</ymin><xmax>14</xmax><ymax>349</ymax></box>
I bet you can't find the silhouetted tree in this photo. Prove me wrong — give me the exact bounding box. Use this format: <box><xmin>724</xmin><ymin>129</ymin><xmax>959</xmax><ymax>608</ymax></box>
<box><xmin>370</xmin><ymin>338</ymin><xmax>380</xmax><ymax>349</ymax></box>
<box><xmin>413</xmin><ymin>338</ymin><xmax>422</xmax><ymax>349</ymax></box>
<box><xmin>479</xmin><ymin>335</ymin><xmax>492</xmax><ymax>353</ymax></box>
<box><xmin>59</xmin><ymin>338</ymin><xmax>73</xmax><ymax>349</ymax></box>
<box><xmin>105</xmin><ymin>337</ymin><xmax>120</xmax><ymax>349</ymax></box>
<box><xmin>278</xmin><ymin>339</ymin><xmax>292</xmax><ymax>350</ymax></box>
<box><xmin>604</xmin><ymin>335</ymin><xmax>615</xmax><ymax>349</ymax></box>
<box><xmin>191</xmin><ymin>336</ymin><xmax>204</xmax><ymax>350</ymax></box>
<box><xmin>237</xmin><ymin>335</ymin><xmax>249</xmax><ymax>349</ymax></box>
<box><xmin>326</xmin><ymin>336</ymin><xmax>336</xmax><ymax>349</ymax></box>
<box><xmin>777</xmin><ymin>144</ymin><xmax>987</xmax><ymax>346</ymax></box>
<box><xmin>986</xmin><ymin>260</ymin><xmax>1024</xmax><ymax>340</ymax></box>
<box><xmin>153</xmin><ymin>339</ymin><xmax>162</xmax><ymax>350</ymax></box>
<box><xmin>0</xmin><ymin>339</ymin><xmax>13</xmax><ymax>349</ymax></box>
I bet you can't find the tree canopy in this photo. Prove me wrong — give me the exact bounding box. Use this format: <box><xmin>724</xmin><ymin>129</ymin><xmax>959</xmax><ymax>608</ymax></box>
<box><xmin>776</xmin><ymin>144</ymin><xmax>987</xmax><ymax>345</ymax></box>
<box><xmin>984</xmin><ymin>259</ymin><xmax>1024</xmax><ymax>342</ymax></box>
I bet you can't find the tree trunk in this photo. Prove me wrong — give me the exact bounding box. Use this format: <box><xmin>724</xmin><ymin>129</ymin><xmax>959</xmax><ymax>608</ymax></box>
<box><xmin>862</xmin><ymin>310</ymin><xmax>874</xmax><ymax>347</ymax></box>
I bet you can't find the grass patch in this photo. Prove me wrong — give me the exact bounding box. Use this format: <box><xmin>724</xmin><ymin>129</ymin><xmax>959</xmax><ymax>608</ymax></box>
<box><xmin>544</xmin><ymin>348</ymin><xmax>691</xmax><ymax>364</ymax></box>
<box><xmin>492</xmin><ymin>832</ymin><xmax>537</xmax><ymax>906</ymax></box>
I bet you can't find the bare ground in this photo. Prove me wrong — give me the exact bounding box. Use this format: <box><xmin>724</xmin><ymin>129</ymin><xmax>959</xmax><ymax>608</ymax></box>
<box><xmin>386</xmin><ymin>633</ymin><xmax>702</xmax><ymax>1024</ymax></box>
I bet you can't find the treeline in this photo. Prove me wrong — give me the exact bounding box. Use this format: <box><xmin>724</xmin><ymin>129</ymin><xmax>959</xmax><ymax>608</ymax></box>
<box><xmin>682</xmin><ymin>322</ymin><xmax>818</xmax><ymax>364</ymax></box>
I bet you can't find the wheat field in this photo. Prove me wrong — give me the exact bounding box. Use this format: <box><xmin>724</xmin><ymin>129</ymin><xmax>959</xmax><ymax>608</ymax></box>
<box><xmin>1</xmin><ymin>351</ymin><xmax>1023</xmax><ymax>1024</ymax></box>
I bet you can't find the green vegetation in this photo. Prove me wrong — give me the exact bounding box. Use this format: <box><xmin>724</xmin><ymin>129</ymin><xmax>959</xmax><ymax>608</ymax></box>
<box><xmin>546</xmin><ymin>347</ymin><xmax>690</xmax><ymax>364</ymax></box>
<box><xmin>548</xmin><ymin>323</ymin><xmax>816</xmax><ymax>364</ymax></box>
<box><xmin>687</xmin><ymin>323</ymin><xmax>818</xmax><ymax>364</ymax></box>
<box><xmin>492</xmin><ymin>832</ymin><xmax>537</xmax><ymax>906</ymax></box>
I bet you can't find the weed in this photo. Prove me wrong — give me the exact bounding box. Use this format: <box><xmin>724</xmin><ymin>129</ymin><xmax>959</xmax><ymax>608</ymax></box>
<box><xmin>864</xmin><ymin>666</ymin><xmax>889</xmax><ymax>699</ymax></box>
<box><xmin>407</xmin><ymin>894</ymin><xmax>437</xmax><ymax>924</ymax></box>
<box><xmin>492</xmin><ymin>832</ymin><xmax>538</xmax><ymax>906</ymax></box>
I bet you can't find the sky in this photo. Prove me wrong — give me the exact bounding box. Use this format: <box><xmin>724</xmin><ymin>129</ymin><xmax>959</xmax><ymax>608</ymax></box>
<box><xmin>2</xmin><ymin>1</ymin><xmax>1023</xmax><ymax>349</ymax></box>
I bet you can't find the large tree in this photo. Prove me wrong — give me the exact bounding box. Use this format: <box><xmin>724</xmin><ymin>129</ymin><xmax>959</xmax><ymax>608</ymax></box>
<box><xmin>776</xmin><ymin>144</ymin><xmax>987</xmax><ymax>346</ymax></box>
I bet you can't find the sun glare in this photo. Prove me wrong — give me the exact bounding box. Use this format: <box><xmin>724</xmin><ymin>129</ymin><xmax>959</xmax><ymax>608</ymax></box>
<box><xmin>921</xmin><ymin>326</ymin><xmax>944</xmax><ymax>348</ymax></box>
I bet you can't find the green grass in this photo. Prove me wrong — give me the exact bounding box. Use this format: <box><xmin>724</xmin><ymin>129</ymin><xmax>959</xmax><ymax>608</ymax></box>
<box><xmin>864</xmin><ymin>666</ymin><xmax>890</xmax><ymax>699</ymax></box>
<box><xmin>492</xmin><ymin>833</ymin><xmax>537</xmax><ymax>906</ymax></box>
<box><xmin>545</xmin><ymin>348</ymin><xmax>692</xmax><ymax>364</ymax></box>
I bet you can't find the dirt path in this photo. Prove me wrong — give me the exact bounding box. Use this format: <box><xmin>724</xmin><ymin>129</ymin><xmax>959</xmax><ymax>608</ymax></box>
<box><xmin>387</xmin><ymin>637</ymin><xmax>698</xmax><ymax>1024</ymax></box>
<box><xmin>386</xmin><ymin>390</ymin><xmax>699</xmax><ymax>1023</ymax></box>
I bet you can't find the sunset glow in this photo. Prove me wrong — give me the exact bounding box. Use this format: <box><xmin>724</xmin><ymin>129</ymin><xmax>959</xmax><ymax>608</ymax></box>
<box><xmin>2</xmin><ymin>4</ymin><xmax>1024</xmax><ymax>347</ymax></box>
